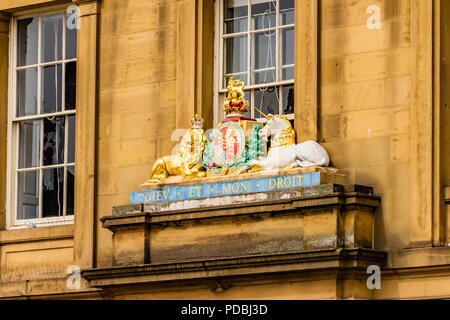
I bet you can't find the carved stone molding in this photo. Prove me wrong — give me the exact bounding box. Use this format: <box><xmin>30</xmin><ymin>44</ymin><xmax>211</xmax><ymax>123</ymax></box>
<box><xmin>98</xmin><ymin>182</ymin><xmax>381</xmax><ymax>270</ymax></box>
<box><xmin>0</xmin><ymin>11</ymin><xmax>10</xmax><ymax>22</ymax></box>
<box><xmin>82</xmin><ymin>248</ymin><xmax>386</xmax><ymax>289</ymax></box>
<box><xmin>0</xmin><ymin>11</ymin><xmax>10</xmax><ymax>35</ymax></box>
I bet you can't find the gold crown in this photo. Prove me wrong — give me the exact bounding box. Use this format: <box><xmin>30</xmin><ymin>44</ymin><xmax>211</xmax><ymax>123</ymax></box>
<box><xmin>190</xmin><ymin>114</ymin><xmax>204</xmax><ymax>128</ymax></box>
<box><xmin>223</xmin><ymin>76</ymin><xmax>249</xmax><ymax>116</ymax></box>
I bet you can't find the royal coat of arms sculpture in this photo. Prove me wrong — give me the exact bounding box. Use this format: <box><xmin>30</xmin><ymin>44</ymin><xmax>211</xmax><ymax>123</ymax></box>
<box><xmin>144</xmin><ymin>76</ymin><xmax>330</xmax><ymax>184</ymax></box>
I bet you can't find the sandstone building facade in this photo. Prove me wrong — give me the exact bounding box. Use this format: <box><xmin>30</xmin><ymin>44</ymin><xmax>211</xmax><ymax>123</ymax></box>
<box><xmin>0</xmin><ymin>0</ymin><xmax>448</xmax><ymax>299</ymax></box>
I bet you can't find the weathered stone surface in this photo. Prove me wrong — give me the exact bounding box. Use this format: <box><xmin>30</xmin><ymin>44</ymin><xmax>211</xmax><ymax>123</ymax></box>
<box><xmin>81</xmin><ymin>248</ymin><xmax>387</xmax><ymax>294</ymax></box>
<box><xmin>115</xmin><ymin>183</ymin><xmax>344</xmax><ymax>216</ymax></box>
<box><xmin>345</xmin><ymin>184</ymin><xmax>374</xmax><ymax>194</ymax></box>
<box><xmin>112</xmin><ymin>204</ymin><xmax>143</xmax><ymax>216</ymax></box>
<box><xmin>104</xmin><ymin>183</ymin><xmax>380</xmax><ymax>266</ymax></box>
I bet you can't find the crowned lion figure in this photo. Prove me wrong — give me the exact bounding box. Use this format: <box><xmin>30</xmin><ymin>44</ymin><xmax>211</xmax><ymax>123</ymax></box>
<box><xmin>146</xmin><ymin>114</ymin><xmax>206</xmax><ymax>183</ymax></box>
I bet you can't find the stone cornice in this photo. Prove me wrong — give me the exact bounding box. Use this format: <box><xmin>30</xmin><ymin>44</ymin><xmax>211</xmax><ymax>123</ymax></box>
<box><xmin>72</xmin><ymin>0</ymin><xmax>98</xmax><ymax>17</ymax></box>
<box><xmin>81</xmin><ymin>248</ymin><xmax>386</xmax><ymax>288</ymax></box>
<box><xmin>0</xmin><ymin>11</ymin><xmax>9</xmax><ymax>34</ymax></box>
<box><xmin>72</xmin><ymin>0</ymin><xmax>98</xmax><ymax>4</ymax></box>
<box><xmin>0</xmin><ymin>224</ymin><xmax>73</xmax><ymax>245</ymax></box>
<box><xmin>98</xmin><ymin>182</ymin><xmax>381</xmax><ymax>277</ymax></box>
<box><xmin>102</xmin><ymin>184</ymin><xmax>381</xmax><ymax>229</ymax></box>
<box><xmin>0</xmin><ymin>11</ymin><xmax>10</xmax><ymax>22</ymax></box>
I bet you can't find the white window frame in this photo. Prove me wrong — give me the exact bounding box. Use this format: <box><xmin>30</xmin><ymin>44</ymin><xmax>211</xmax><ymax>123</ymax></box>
<box><xmin>214</xmin><ymin>0</ymin><xmax>295</xmax><ymax>126</ymax></box>
<box><xmin>6</xmin><ymin>4</ymin><xmax>76</xmax><ymax>229</ymax></box>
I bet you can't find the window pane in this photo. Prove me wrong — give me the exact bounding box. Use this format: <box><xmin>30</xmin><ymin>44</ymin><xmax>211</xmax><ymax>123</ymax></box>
<box><xmin>42</xmin><ymin>167</ymin><xmax>64</xmax><ymax>217</ymax></box>
<box><xmin>16</xmin><ymin>68</ymin><xmax>37</xmax><ymax>117</ymax></box>
<box><xmin>17</xmin><ymin>171</ymin><xmax>39</xmax><ymax>220</ymax></box>
<box><xmin>254</xmin><ymin>86</ymin><xmax>279</xmax><ymax>118</ymax></box>
<box><xmin>282</xmin><ymin>85</ymin><xmax>294</xmax><ymax>114</ymax></box>
<box><xmin>65</xmin><ymin>62</ymin><xmax>77</xmax><ymax>110</ymax></box>
<box><xmin>243</xmin><ymin>91</ymin><xmax>251</xmax><ymax>118</ymax></box>
<box><xmin>225</xmin><ymin>18</ymin><xmax>248</xmax><ymax>34</ymax></box>
<box><xmin>41</xmin><ymin>13</ymin><xmax>63</xmax><ymax>63</ymax></box>
<box><xmin>17</xmin><ymin>18</ymin><xmax>38</xmax><ymax>67</ymax></box>
<box><xmin>280</xmin><ymin>0</ymin><xmax>294</xmax><ymax>25</ymax></box>
<box><xmin>66</xmin><ymin>166</ymin><xmax>75</xmax><ymax>215</ymax></box>
<box><xmin>254</xmin><ymin>69</ymin><xmax>275</xmax><ymax>84</ymax></box>
<box><xmin>281</xmin><ymin>66</ymin><xmax>294</xmax><ymax>80</ymax></box>
<box><xmin>251</xmin><ymin>0</ymin><xmax>276</xmax><ymax>30</ymax></box>
<box><xmin>68</xmin><ymin>115</ymin><xmax>76</xmax><ymax>163</ymax></box>
<box><xmin>281</xmin><ymin>27</ymin><xmax>294</xmax><ymax>65</ymax></box>
<box><xmin>225</xmin><ymin>36</ymin><xmax>248</xmax><ymax>75</ymax></box>
<box><xmin>253</xmin><ymin>31</ymin><xmax>276</xmax><ymax>70</ymax></box>
<box><xmin>43</xmin><ymin>117</ymin><xmax>65</xmax><ymax>166</ymax></box>
<box><xmin>41</xmin><ymin>64</ymin><xmax>62</xmax><ymax>114</ymax></box>
<box><xmin>66</xmin><ymin>15</ymin><xmax>77</xmax><ymax>59</ymax></box>
<box><xmin>18</xmin><ymin>120</ymin><xmax>41</xmax><ymax>169</ymax></box>
<box><xmin>225</xmin><ymin>0</ymin><xmax>248</xmax><ymax>19</ymax></box>
<box><xmin>224</xmin><ymin>74</ymin><xmax>248</xmax><ymax>89</ymax></box>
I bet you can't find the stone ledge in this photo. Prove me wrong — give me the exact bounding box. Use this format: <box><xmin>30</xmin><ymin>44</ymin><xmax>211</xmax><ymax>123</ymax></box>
<box><xmin>81</xmin><ymin>248</ymin><xmax>386</xmax><ymax>288</ymax></box>
<box><xmin>385</xmin><ymin>247</ymin><xmax>450</xmax><ymax>269</ymax></box>
<box><xmin>0</xmin><ymin>224</ymin><xmax>74</xmax><ymax>245</ymax></box>
<box><xmin>101</xmin><ymin>183</ymin><xmax>380</xmax><ymax>266</ymax></box>
<box><xmin>110</xmin><ymin>183</ymin><xmax>379</xmax><ymax>221</ymax></box>
<box><xmin>103</xmin><ymin>184</ymin><xmax>380</xmax><ymax>229</ymax></box>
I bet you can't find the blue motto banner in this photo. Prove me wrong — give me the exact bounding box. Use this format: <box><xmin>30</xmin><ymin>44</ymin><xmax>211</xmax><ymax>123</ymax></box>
<box><xmin>130</xmin><ymin>172</ymin><xmax>322</xmax><ymax>204</ymax></box>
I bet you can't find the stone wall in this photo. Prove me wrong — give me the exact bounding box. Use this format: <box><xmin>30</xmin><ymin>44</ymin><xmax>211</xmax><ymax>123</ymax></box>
<box><xmin>96</xmin><ymin>0</ymin><xmax>178</xmax><ymax>267</ymax></box>
<box><xmin>319</xmin><ymin>0</ymin><xmax>412</xmax><ymax>250</ymax></box>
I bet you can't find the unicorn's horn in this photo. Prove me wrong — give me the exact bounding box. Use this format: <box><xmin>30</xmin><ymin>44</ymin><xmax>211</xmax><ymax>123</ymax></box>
<box><xmin>254</xmin><ymin>106</ymin><xmax>270</xmax><ymax>120</ymax></box>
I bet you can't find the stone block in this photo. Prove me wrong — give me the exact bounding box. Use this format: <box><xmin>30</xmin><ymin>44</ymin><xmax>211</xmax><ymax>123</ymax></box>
<box><xmin>321</xmin><ymin>56</ymin><xmax>344</xmax><ymax>86</ymax></box>
<box><xmin>149</xmin><ymin>214</ymin><xmax>305</xmax><ymax>263</ymax></box>
<box><xmin>98</xmin><ymin>167</ymin><xmax>119</xmax><ymax>196</ymax></box>
<box><xmin>341</xmin><ymin>106</ymin><xmax>409</xmax><ymax>140</ymax></box>
<box><xmin>99</xmin><ymin>28</ymin><xmax>176</xmax><ymax>62</ymax></box>
<box><xmin>322</xmin><ymin>114</ymin><xmax>341</xmax><ymax>141</ymax></box>
<box><xmin>322</xmin><ymin>23</ymin><xmax>388</xmax><ymax>57</ymax></box>
<box><xmin>385</xmin><ymin>76</ymin><xmax>411</xmax><ymax>107</ymax></box>
<box><xmin>291</xmin><ymin>279</ymin><xmax>337</xmax><ymax>300</ymax></box>
<box><xmin>390</xmin><ymin>134</ymin><xmax>410</xmax><ymax>163</ymax></box>
<box><xmin>303</xmin><ymin>208</ymin><xmax>341</xmax><ymax>250</ymax></box>
<box><xmin>97</xmin><ymin>140</ymin><xmax>120</xmax><ymax>168</ymax></box>
<box><xmin>343</xmin><ymin>79</ymin><xmax>385</xmax><ymax>111</ymax></box>
<box><xmin>100</xmin><ymin>3</ymin><xmax>174</xmax><ymax>38</ymax></box>
<box><xmin>112</xmin><ymin>226</ymin><xmax>149</xmax><ymax>266</ymax></box>
<box><xmin>121</xmin><ymin>112</ymin><xmax>155</xmax><ymax>140</ymax></box>
<box><xmin>321</xmin><ymin>80</ymin><xmax>386</xmax><ymax>116</ymax></box>
<box><xmin>99</xmin><ymin>55</ymin><xmax>176</xmax><ymax>90</ymax></box>
<box><xmin>155</xmin><ymin>106</ymin><xmax>176</xmax><ymax>137</ymax></box>
<box><xmin>160</xmin><ymin>81</ymin><xmax>177</xmax><ymax>108</ymax></box>
<box><xmin>389</xmin><ymin>17</ymin><xmax>411</xmax><ymax>48</ymax></box>
<box><xmin>343</xmin><ymin>208</ymin><xmax>373</xmax><ymax>249</ymax></box>
<box><xmin>344</xmin><ymin>48</ymin><xmax>411</xmax><ymax>83</ymax></box>
<box><xmin>99</xmin><ymin>83</ymin><xmax>160</xmax><ymax>115</ymax></box>
<box><xmin>98</xmin><ymin>114</ymin><xmax>121</xmax><ymax>141</ymax></box>
<box><xmin>118</xmin><ymin>165</ymin><xmax>153</xmax><ymax>194</ymax></box>
<box><xmin>117</xmin><ymin>138</ymin><xmax>157</xmax><ymax>167</ymax></box>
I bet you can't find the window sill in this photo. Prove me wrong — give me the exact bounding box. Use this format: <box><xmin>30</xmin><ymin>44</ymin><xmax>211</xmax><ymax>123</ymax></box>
<box><xmin>0</xmin><ymin>223</ymin><xmax>73</xmax><ymax>245</ymax></box>
<box><xmin>9</xmin><ymin>215</ymin><xmax>74</xmax><ymax>230</ymax></box>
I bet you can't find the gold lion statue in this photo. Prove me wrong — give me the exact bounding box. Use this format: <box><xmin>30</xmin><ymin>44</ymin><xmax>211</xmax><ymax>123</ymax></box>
<box><xmin>146</xmin><ymin>114</ymin><xmax>206</xmax><ymax>183</ymax></box>
<box><xmin>223</xmin><ymin>76</ymin><xmax>249</xmax><ymax>115</ymax></box>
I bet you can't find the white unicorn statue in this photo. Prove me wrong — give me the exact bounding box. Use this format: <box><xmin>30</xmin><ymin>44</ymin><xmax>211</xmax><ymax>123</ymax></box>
<box><xmin>248</xmin><ymin>109</ymin><xmax>330</xmax><ymax>171</ymax></box>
